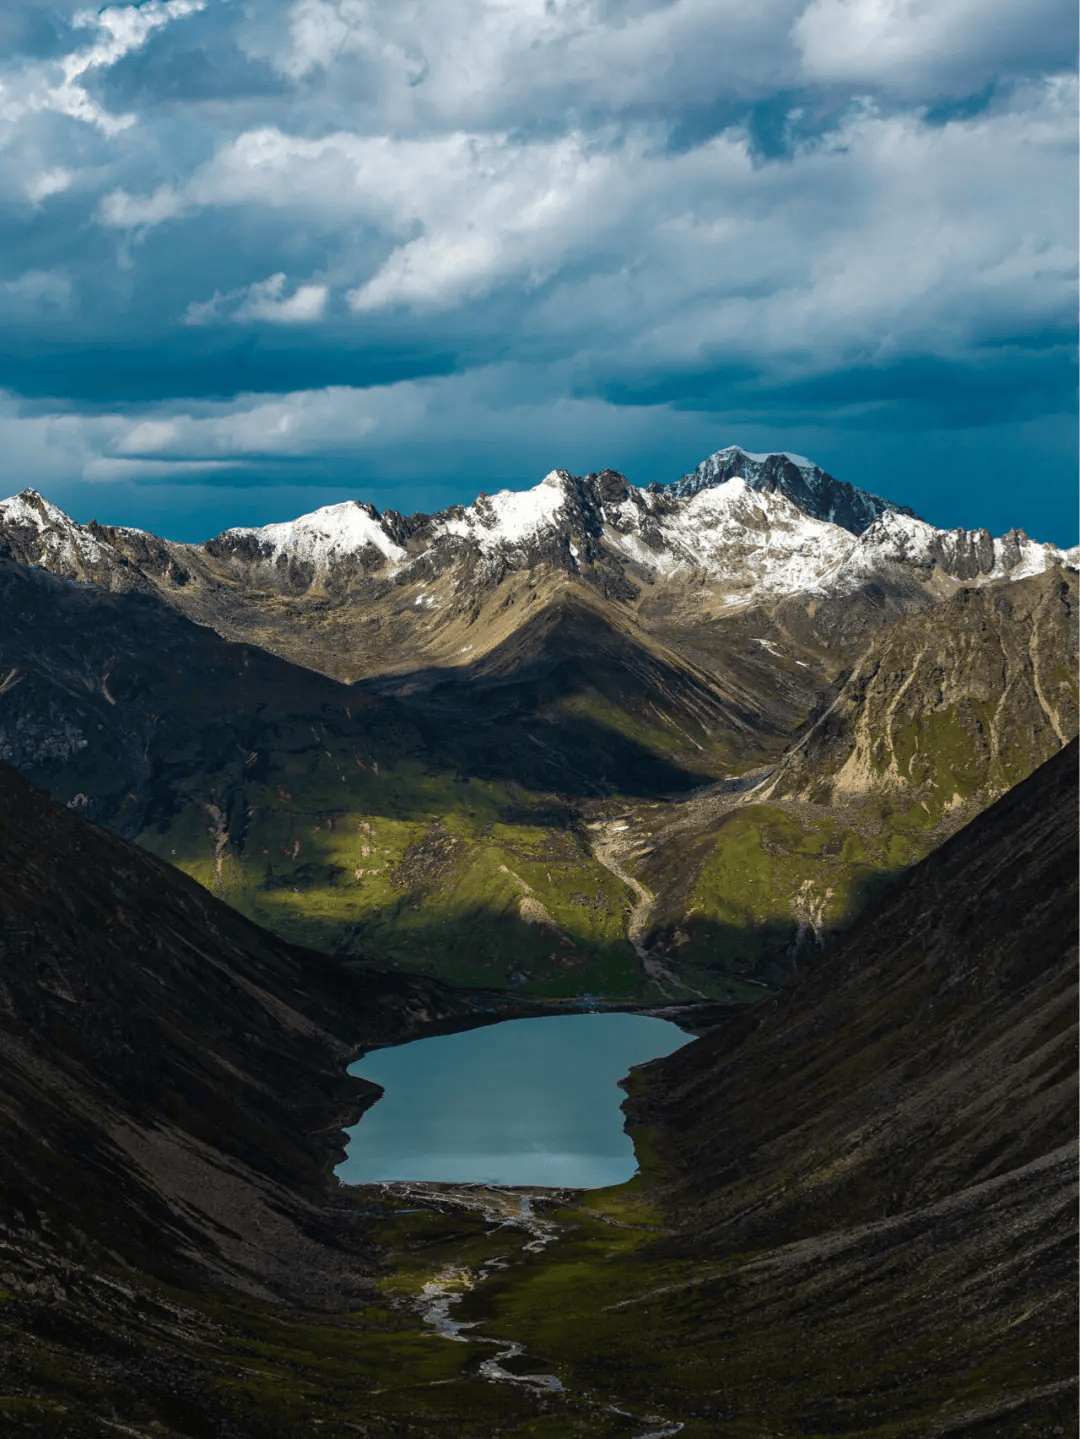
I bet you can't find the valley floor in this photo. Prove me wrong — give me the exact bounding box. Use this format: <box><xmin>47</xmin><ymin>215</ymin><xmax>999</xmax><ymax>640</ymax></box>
<box><xmin>3</xmin><ymin>1150</ymin><xmax>1075</xmax><ymax>1438</ymax></box>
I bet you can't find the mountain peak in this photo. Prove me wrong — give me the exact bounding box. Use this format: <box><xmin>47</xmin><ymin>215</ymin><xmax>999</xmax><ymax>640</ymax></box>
<box><xmin>670</xmin><ymin>445</ymin><xmax>920</xmax><ymax>535</ymax></box>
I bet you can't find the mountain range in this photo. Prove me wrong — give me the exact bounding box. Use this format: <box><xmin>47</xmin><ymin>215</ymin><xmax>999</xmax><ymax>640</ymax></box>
<box><xmin>1</xmin><ymin>445</ymin><xmax>1075</xmax><ymax>1001</ymax></box>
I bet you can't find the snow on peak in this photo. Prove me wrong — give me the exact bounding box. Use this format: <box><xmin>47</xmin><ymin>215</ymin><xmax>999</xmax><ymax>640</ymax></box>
<box><xmin>0</xmin><ymin>488</ymin><xmax>117</xmax><ymax>572</ymax></box>
<box><xmin>671</xmin><ymin>444</ymin><xmax>908</xmax><ymax>535</ymax></box>
<box><xmin>838</xmin><ymin>508</ymin><xmax>1073</xmax><ymax>588</ymax></box>
<box><xmin>216</xmin><ymin>501</ymin><xmax>407</xmax><ymax>569</ymax></box>
<box><xmin>712</xmin><ymin>444</ymin><xmax>816</xmax><ymax>470</ymax></box>
<box><xmin>1</xmin><ymin>488</ymin><xmax>67</xmax><ymax>529</ymax></box>
<box><xmin>433</xmin><ymin>475</ymin><xmax>568</xmax><ymax>550</ymax></box>
<box><xmin>600</xmin><ymin>472</ymin><xmax>857</xmax><ymax>597</ymax></box>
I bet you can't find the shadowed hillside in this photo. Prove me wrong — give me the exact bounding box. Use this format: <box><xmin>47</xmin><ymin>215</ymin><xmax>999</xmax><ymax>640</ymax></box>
<box><xmin>0</xmin><ymin>742</ymin><xmax>1075</xmax><ymax>1435</ymax></box>
<box><xmin>0</xmin><ymin>761</ymin><xmax>516</xmax><ymax>1301</ymax></box>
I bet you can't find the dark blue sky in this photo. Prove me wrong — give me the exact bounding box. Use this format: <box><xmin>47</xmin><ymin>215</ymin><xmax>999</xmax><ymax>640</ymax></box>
<box><xmin>0</xmin><ymin>0</ymin><xmax>1076</xmax><ymax>545</ymax></box>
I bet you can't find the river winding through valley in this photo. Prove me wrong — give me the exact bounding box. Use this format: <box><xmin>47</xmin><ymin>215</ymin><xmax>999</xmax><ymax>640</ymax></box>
<box><xmin>376</xmin><ymin>1180</ymin><xmax>684</xmax><ymax>1437</ymax></box>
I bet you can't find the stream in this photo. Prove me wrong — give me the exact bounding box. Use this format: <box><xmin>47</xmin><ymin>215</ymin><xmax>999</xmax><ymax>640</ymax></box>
<box><xmin>379</xmin><ymin>1181</ymin><xmax>684</xmax><ymax>1438</ymax></box>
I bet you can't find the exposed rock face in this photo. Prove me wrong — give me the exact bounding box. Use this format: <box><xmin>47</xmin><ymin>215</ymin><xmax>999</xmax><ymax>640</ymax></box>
<box><xmin>766</xmin><ymin>568</ymin><xmax>1079</xmax><ymax>808</ymax></box>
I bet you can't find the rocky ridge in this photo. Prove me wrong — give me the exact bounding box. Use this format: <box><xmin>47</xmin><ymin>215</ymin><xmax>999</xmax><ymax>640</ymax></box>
<box><xmin>0</xmin><ymin>451</ymin><xmax>1074</xmax><ymax>696</ymax></box>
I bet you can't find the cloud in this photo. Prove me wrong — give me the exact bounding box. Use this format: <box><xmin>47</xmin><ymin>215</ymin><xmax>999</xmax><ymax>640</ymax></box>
<box><xmin>0</xmin><ymin>0</ymin><xmax>1072</xmax><ymax>549</ymax></box>
<box><xmin>3</xmin><ymin>267</ymin><xmax>72</xmax><ymax>309</ymax></box>
<box><xmin>184</xmin><ymin>271</ymin><xmax>329</xmax><ymax>324</ymax></box>
<box><xmin>25</xmin><ymin>165</ymin><xmax>72</xmax><ymax>202</ymax></box>
<box><xmin>77</xmin><ymin>71</ymin><xmax>1074</xmax><ymax>360</ymax></box>
<box><xmin>0</xmin><ymin>0</ymin><xmax>208</xmax><ymax>137</ymax></box>
<box><xmin>96</xmin><ymin>183</ymin><xmax>186</xmax><ymax>227</ymax></box>
<box><xmin>792</xmin><ymin>0</ymin><xmax>1077</xmax><ymax>96</ymax></box>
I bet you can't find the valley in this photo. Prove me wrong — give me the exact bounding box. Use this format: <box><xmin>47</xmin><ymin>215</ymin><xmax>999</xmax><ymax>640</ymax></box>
<box><xmin>2</xmin><ymin>447</ymin><xmax>1076</xmax><ymax>1003</ymax></box>
<box><xmin>0</xmin><ymin>445</ymin><xmax>1076</xmax><ymax>1436</ymax></box>
<box><xmin>0</xmin><ymin>734</ymin><xmax>1074</xmax><ymax>1436</ymax></box>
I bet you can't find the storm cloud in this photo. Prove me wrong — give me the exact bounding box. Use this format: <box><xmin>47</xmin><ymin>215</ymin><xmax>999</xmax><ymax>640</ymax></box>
<box><xmin>0</xmin><ymin>0</ymin><xmax>1075</xmax><ymax>541</ymax></box>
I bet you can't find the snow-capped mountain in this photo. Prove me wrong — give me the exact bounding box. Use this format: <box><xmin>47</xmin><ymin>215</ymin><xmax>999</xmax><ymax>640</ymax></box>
<box><xmin>2</xmin><ymin>450</ymin><xmax>1071</xmax><ymax>603</ymax></box>
<box><xmin>669</xmin><ymin>445</ymin><xmax>918</xmax><ymax>534</ymax></box>
<box><xmin>0</xmin><ymin>450</ymin><xmax>1075</xmax><ymax>694</ymax></box>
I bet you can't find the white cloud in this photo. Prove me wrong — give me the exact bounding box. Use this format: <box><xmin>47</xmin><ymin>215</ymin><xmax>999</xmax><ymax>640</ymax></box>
<box><xmin>104</xmin><ymin>390</ymin><xmax>380</xmax><ymax>462</ymax></box>
<box><xmin>97</xmin><ymin>185</ymin><xmax>187</xmax><ymax>228</ymax></box>
<box><xmin>29</xmin><ymin>0</ymin><xmax>209</xmax><ymax>135</ymax></box>
<box><xmin>792</xmin><ymin>0</ymin><xmax>1076</xmax><ymax>94</ymax></box>
<box><xmin>268</xmin><ymin>0</ymin><xmax>801</xmax><ymax>125</ymax></box>
<box><xmin>26</xmin><ymin>168</ymin><xmax>74</xmax><ymax>204</ymax></box>
<box><xmin>3</xmin><ymin>269</ymin><xmax>73</xmax><ymax>309</ymax></box>
<box><xmin>185</xmin><ymin>272</ymin><xmax>330</xmax><ymax>325</ymax></box>
<box><xmin>81</xmin><ymin>65</ymin><xmax>1076</xmax><ymax>366</ymax></box>
<box><xmin>237</xmin><ymin>273</ymin><xmax>329</xmax><ymax>322</ymax></box>
<box><xmin>84</xmin><ymin>456</ymin><xmax>230</xmax><ymax>480</ymax></box>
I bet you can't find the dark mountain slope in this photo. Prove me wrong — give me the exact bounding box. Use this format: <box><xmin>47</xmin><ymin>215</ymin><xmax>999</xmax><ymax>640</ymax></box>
<box><xmin>365</xmin><ymin>592</ymin><xmax>803</xmax><ymax>788</ymax></box>
<box><xmin>631</xmin><ymin>736</ymin><xmax>1077</xmax><ymax>1246</ymax></box>
<box><xmin>0</xmin><ymin>761</ymin><xmax>498</xmax><ymax>1302</ymax></box>
<box><xmin>602</xmin><ymin>738</ymin><xmax>1078</xmax><ymax>1431</ymax></box>
<box><xmin>0</xmin><ymin>559</ymin><xmax>706</xmax><ymax>997</ymax></box>
<box><xmin>450</xmin><ymin>743</ymin><xmax>1078</xmax><ymax>1436</ymax></box>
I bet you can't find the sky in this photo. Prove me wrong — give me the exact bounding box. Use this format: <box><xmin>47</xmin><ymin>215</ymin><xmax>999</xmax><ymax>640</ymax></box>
<box><xmin>0</xmin><ymin>0</ymin><xmax>1076</xmax><ymax>545</ymax></box>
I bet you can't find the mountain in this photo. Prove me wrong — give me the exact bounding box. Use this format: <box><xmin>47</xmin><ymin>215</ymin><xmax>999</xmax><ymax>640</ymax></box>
<box><xmin>0</xmin><ymin>449</ymin><xmax>1076</xmax><ymax>1002</ymax></box>
<box><xmin>0</xmin><ymin>760</ymin><xmax>512</xmax><ymax>1299</ymax></box>
<box><xmin>669</xmin><ymin>442</ymin><xmax>917</xmax><ymax>532</ymax></box>
<box><xmin>460</xmin><ymin>737</ymin><xmax>1078</xmax><ymax>1436</ymax></box>
<box><xmin>569</xmin><ymin>565</ymin><xmax>1078</xmax><ymax>991</ymax></box>
<box><xmin>765</xmin><ymin>566</ymin><xmax>1078</xmax><ymax>808</ymax></box>
<box><xmin>447</xmin><ymin>742</ymin><xmax>1079</xmax><ymax>1432</ymax></box>
<box><xmin>0</xmin><ymin>438</ymin><xmax>1076</xmax><ymax>1433</ymax></box>
<box><xmin>0</xmin><ymin>761</ymin><xmax>589</xmax><ymax>1436</ymax></box>
<box><xmin>0</xmin><ymin>460</ymin><xmax>1072</xmax><ymax>696</ymax></box>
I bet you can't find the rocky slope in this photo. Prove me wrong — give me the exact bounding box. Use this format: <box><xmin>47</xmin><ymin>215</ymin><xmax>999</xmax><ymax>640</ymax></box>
<box><xmin>765</xmin><ymin>566</ymin><xmax>1078</xmax><ymax>808</ymax></box>
<box><xmin>671</xmin><ymin>443</ymin><xmax>918</xmax><ymax>531</ymax></box>
<box><xmin>554</xmin><ymin>567</ymin><xmax>1079</xmax><ymax>993</ymax></box>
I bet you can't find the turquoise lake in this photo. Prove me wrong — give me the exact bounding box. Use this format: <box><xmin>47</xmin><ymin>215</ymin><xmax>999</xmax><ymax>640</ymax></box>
<box><xmin>336</xmin><ymin>1013</ymin><xmax>689</xmax><ymax>1188</ymax></box>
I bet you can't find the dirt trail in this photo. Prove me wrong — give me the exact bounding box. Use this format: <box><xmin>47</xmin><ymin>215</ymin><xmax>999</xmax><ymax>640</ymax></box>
<box><xmin>585</xmin><ymin>767</ymin><xmax>777</xmax><ymax>996</ymax></box>
<box><xmin>588</xmin><ymin>821</ymin><xmax>681</xmax><ymax>994</ymax></box>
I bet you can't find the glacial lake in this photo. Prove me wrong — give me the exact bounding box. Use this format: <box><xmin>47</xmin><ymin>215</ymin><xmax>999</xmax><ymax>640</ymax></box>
<box><xmin>336</xmin><ymin>1013</ymin><xmax>689</xmax><ymax>1189</ymax></box>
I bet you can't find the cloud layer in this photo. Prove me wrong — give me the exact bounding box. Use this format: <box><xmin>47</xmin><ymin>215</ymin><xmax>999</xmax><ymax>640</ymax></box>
<box><xmin>0</xmin><ymin>0</ymin><xmax>1075</xmax><ymax>540</ymax></box>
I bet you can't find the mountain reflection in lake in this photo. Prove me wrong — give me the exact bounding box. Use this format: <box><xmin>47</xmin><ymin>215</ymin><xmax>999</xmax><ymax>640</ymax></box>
<box><xmin>336</xmin><ymin>1013</ymin><xmax>689</xmax><ymax>1188</ymax></box>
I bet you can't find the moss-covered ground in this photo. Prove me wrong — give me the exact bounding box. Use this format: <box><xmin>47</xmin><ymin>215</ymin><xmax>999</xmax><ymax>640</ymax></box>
<box><xmin>133</xmin><ymin>702</ymin><xmax>1016</xmax><ymax>1005</ymax></box>
<box><xmin>136</xmin><ymin>728</ymin><xmax>646</xmax><ymax>999</ymax></box>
